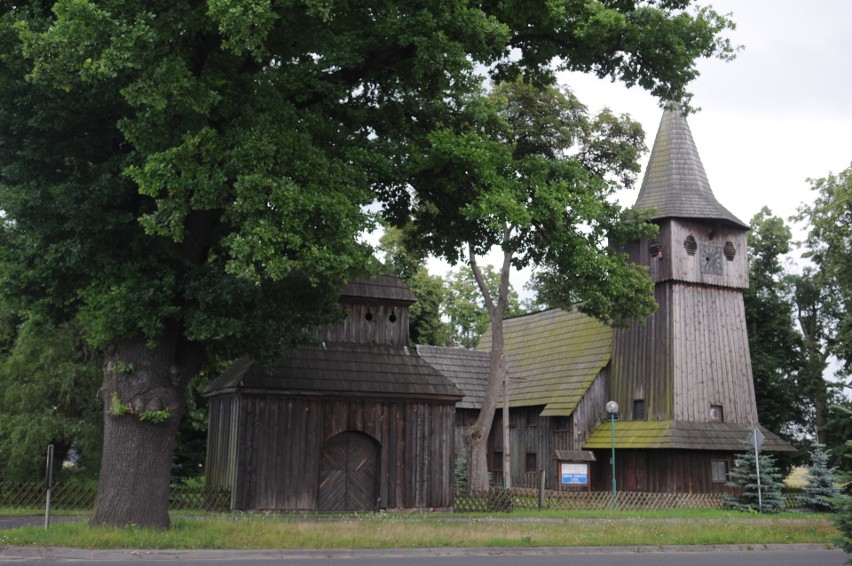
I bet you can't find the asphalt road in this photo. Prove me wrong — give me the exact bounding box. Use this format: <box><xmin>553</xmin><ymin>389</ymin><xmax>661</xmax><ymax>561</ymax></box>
<box><xmin>0</xmin><ymin>546</ymin><xmax>845</xmax><ymax>565</ymax></box>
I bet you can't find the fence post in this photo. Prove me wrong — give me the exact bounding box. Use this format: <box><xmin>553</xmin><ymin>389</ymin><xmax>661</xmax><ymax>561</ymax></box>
<box><xmin>538</xmin><ymin>469</ymin><xmax>545</xmax><ymax>510</ymax></box>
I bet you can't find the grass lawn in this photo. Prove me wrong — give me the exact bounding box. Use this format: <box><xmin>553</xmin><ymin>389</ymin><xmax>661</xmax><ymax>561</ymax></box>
<box><xmin>0</xmin><ymin>509</ymin><xmax>840</xmax><ymax>550</ymax></box>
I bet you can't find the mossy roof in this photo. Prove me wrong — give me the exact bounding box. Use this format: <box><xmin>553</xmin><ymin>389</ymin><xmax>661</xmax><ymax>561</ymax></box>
<box><xmin>582</xmin><ymin>420</ymin><xmax>796</xmax><ymax>452</ymax></box>
<box><xmin>479</xmin><ymin>309</ymin><xmax>612</xmax><ymax>416</ymax></box>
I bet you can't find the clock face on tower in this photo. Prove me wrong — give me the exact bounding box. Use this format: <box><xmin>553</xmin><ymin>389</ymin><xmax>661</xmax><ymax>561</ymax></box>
<box><xmin>699</xmin><ymin>244</ymin><xmax>723</xmax><ymax>275</ymax></box>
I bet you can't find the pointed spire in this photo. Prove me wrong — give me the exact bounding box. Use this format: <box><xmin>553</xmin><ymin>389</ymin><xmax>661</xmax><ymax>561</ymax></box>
<box><xmin>634</xmin><ymin>104</ymin><xmax>748</xmax><ymax>229</ymax></box>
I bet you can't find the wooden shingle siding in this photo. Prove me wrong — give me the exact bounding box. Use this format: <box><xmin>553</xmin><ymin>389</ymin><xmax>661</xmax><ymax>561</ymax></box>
<box><xmin>633</xmin><ymin>108</ymin><xmax>748</xmax><ymax>229</ymax></box>
<box><xmin>416</xmin><ymin>346</ymin><xmax>490</xmax><ymax>409</ymax></box>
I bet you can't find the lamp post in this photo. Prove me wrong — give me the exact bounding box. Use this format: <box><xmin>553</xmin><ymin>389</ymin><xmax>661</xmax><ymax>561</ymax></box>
<box><xmin>606</xmin><ymin>401</ymin><xmax>619</xmax><ymax>494</ymax></box>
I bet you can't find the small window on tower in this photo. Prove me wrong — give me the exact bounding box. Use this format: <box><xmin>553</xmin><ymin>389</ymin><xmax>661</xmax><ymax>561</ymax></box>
<box><xmin>684</xmin><ymin>235</ymin><xmax>697</xmax><ymax>255</ymax></box>
<box><xmin>554</xmin><ymin>416</ymin><xmax>571</xmax><ymax>432</ymax></box>
<box><xmin>724</xmin><ymin>241</ymin><xmax>736</xmax><ymax>261</ymax></box>
<box><xmin>710</xmin><ymin>405</ymin><xmax>724</xmax><ymax>422</ymax></box>
<box><xmin>648</xmin><ymin>238</ymin><xmax>662</xmax><ymax>258</ymax></box>
<box><xmin>634</xmin><ymin>400</ymin><xmax>646</xmax><ymax>420</ymax></box>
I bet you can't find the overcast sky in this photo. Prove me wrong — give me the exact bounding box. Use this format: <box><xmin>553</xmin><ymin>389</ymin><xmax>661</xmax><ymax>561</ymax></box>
<box><xmin>423</xmin><ymin>0</ymin><xmax>852</xmax><ymax>280</ymax></box>
<box><xmin>562</xmin><ymin>0</ymin><xmax>852</xmax><ymax>237</ymax></box>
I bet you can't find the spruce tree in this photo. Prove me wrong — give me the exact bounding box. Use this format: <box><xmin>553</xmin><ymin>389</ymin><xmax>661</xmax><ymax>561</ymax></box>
<box><xmin>725</xmin><ymin>450</ymin><xmax>786</xmax><ymax>513</ymax></box>
<box><xmin>798</xmin><ymin>445</ymin><xmax>841</xmax><ymax>512</ymax></box>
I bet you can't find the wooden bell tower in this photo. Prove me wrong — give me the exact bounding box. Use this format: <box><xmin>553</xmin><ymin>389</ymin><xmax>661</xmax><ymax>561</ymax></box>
<box><xmin>610</xmin><ymin>106</ymin><xmax>758</xmax><ymax>426</ymax></box>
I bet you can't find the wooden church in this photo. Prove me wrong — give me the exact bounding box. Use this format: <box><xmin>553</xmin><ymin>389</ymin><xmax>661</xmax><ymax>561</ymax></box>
<box><xmin>459</xmin><ymin>106</ymin><xmax>795</xmax><ymax>492</ymax></box>
<box><xmin>204</xmin><ymin>107</ymin><xmax>794</xmax><ymax>511</ymax></box>
<box><xmin>204</xmin><ymin>276</ymin><xmax>462</xmax><ymax>512</ymax></box>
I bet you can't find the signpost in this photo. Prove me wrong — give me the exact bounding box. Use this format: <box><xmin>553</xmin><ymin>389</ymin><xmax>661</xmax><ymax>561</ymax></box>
<box><xmin>748</xmin><ymin>427</ymin><xmax>765</xmax><ymax>513</ymax></box>
<box><xmin>44</xmin><ymin>444</ymin><xmax>54</xmax><ymax>530</ymax></box>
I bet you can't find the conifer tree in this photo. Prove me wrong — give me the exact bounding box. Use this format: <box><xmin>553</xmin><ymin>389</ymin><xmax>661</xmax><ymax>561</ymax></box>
<box><xmin>725</xmin><ymin>450</ymin><xmax>786</xmax><ymax>513</ymax></box>
<box><xmin>798</xmin><ymin>445</ymin><xmax>841</xmax><ymax>512</ymax></box>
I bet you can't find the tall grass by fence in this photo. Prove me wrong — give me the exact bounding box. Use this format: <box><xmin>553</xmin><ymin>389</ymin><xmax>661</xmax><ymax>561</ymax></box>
<box><xmin>0</xmin><ymin>482</ymin><xmax>230</xmax><ymax>513</ymax></box>
<box><xmin>453</xmin><ymin>488</ymin><xmax>802</xmax><ymax>513</ymax></box>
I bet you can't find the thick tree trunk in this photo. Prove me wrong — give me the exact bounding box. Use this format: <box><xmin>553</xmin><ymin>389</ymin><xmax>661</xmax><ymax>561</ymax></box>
<box><xmin>89</xmin><ymin>332</ymin><xmax>199</xmax><ymax>529</ymax></box>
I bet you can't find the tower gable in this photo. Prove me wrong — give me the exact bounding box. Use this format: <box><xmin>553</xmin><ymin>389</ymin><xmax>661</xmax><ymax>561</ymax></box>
<box><xmin>623</xmin><ymin>219</ymin><xmax>748</xmax><ymax>290</ymax></box>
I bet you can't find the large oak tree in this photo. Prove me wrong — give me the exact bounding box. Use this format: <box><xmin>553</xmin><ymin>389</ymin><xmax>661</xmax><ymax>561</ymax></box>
<box><xmin>0</xmin><ymin>0</ymin><xmax>735</xmax><ymax>525</ymax></box>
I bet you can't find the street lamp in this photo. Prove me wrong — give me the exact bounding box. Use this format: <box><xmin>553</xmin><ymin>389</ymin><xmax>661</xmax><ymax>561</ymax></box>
<box><xmin>606</xmin><ymin>400</ymin><xmax>619</xmax><ymax>494</ymax></box>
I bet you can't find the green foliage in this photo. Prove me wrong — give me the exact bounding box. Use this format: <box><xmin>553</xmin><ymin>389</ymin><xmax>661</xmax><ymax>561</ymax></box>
<box><xmin>0</xmin><ymin>316</ymin><xmax>103</xmax><ymax>482</ymax></box>
<box><xmin>743</xmin><ymin>208</ymin><xmax>808</xmax><ymax>440</ymax></box>
<box><xmin>796</xmin><ymin>164</ymin><xmax>852</xmax><ymax>382</ymax></box>
<box><xmin>139</xmin><ymin>409</ymin><xmax>171</xmax><ymax>424</ymax></box>
<box><xmin>444</xmin><ymin>265</ymin><xmax>524</xmax><ymax>349</ymax></box>
<box><xmin>453</xmin><ymin>453</ymin><xmax>469</xmax><ymax>495</ymax></box>
<box><xmin>0</xmin><ymin>0</ymin><xmax>737</xmax><ymax>524</ymax></box>
<box><xmin>108</xmin><ymin>393</ymin><xmax>128</xmax><ymax>417</ymax></box>
<box><xmin>797</xmin><ymin>445</ymin><xmax>841</xmax><ymax>513</ymax></box>
<box><xmin>724</xmin><ymin>449</ymin><xmax>786</xmax><ymax>514</ymax></box>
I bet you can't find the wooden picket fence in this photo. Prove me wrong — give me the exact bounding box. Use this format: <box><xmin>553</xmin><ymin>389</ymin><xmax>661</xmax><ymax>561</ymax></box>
<box><xmin>453</xmin><ymin>488</ymin><xmax>801</xmax><ymax>513</ymax></box>
<box><xmin>0</xmin><ymin>481</ymin><xmax>231</xmax><ymax>512</ymax></box>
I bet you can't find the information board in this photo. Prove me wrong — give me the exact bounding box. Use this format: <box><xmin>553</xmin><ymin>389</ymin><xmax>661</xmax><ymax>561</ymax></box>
<box><xmin>560</xmin><ymin>462</ymin><xmax>589</xmax><ymax>486</ymax></box>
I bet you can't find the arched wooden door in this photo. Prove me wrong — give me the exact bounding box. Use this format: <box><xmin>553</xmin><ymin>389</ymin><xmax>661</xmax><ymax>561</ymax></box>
<box><xmin>318</xmin><ymin>431</ymin><xmax>379</xmax><ymax>512</ymax></box>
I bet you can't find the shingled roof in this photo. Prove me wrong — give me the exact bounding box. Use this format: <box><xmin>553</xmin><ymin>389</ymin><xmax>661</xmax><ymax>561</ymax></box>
<box><xmin>479</xmin><ymin>309</ymin><xmax>613</xmax><ymax>417</ymax></box>
<box><xmin>634</xmin><ymin>106</ymin><xmax>748</xmax><ymax>229</ymax></box>
<box><xmin>205</xmin><ymin>343</ymin><xmax>462</xmax><ymax>400</ymax></box>
<box><xmin>339</xmin><ymin>274</ymin><xmax>416</xmax><ymax>305</ymax></box>
<box><xmin>582</xmin><ymin>420</ymin><xmax>796</xmax><ymax>452</ymax></box>
<box><xmin>416</xmin><ymin>345</ymin><xmax>490</xmax><ymax>409</ymax></box>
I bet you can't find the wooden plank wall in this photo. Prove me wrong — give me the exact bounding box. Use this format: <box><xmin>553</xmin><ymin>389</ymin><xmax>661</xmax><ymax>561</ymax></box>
<box><xmin>590</xmin><ymin>449</ymin><xmax>735</xmax><ymax>494</ymax></box>
<box><xmin>487</xmin><ymin>408</ymin><xmax>576</xmax><ymax>490</ymax></box>
<box><xmin>572</xmin><ymin>370</ymin><xmax>608</xmax><ymax>448</ymax></box>
<box><xmin>671</xmin><ymin>285</ymin><xmax>757</xmax><ymax>424</ymax></box>
<box><xmin>610</xmin><ymin>284</ymin><xmax>674</xmax><ymax>421</ymax></box>
<box><xmin>205</xmin><ymin>396</ymin><xmax>240</xmax><ymax>494</ymax></box>
<box><xmin>611</xmin><ymin>282</ymin><xmax>756</xmax><ymax>425</ymax></box>
<box><xmin>216</xmin><ymin>395</ymin><xmax>454</xmax><ymax>511</ymax></box>
<box><xmin>316</xmin><ymin>303</ymin><xmax>409</xmax><ymax>346</ymax></box>
<box><xmin>629</xmin><ymin>220</ymin><xmax>748</xmax><ymax>289</ymax></box>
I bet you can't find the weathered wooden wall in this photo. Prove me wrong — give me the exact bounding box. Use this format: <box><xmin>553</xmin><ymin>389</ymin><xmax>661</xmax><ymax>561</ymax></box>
<box><xmin>571</xmin><ymin>370</ymin><xmax>608</xmax><ymax>448</ymax></box>
<box><xmin>206</xmin><ymin>394</ymin><xmax>455</xmax><ymax>511</ymax></box>
<box><xmin>670</xmin><ymin>285</ymin><xmax>757</xmax><ymax>423</ymax></box>
<box><xmin>590</xmin><ymin>449</ymin><xmax>735</xmax><ymax>494</ymax></box>
<box><xmin>611</xmin><ymin>282</ymin><xmax>757</xmax><ymax>424</ymax></box>
<box><xmin>205</xmin><ymin>396</ymin><xmax>240</xmax><ymax>509</ymax></box>
<box><xmin>316</xmin><ymin>302</ymin><xmax>410</xmax><ymax>346</ymax></box>
<box><xmin>625</xmin><ymin>219</ymin><xmax>749</xmax><ymax>289</ymax></box>
<box><xmin>610</xmin><ymin>283</ymin><xmax>674</xmax><ymax>422</ymax></box>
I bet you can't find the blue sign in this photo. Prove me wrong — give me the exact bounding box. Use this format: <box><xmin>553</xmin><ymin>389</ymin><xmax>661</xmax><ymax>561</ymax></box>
<box><xmin>561</xmin><ymin>463</ymin><xmax>589</xmax><ymax>486</ymax></box>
